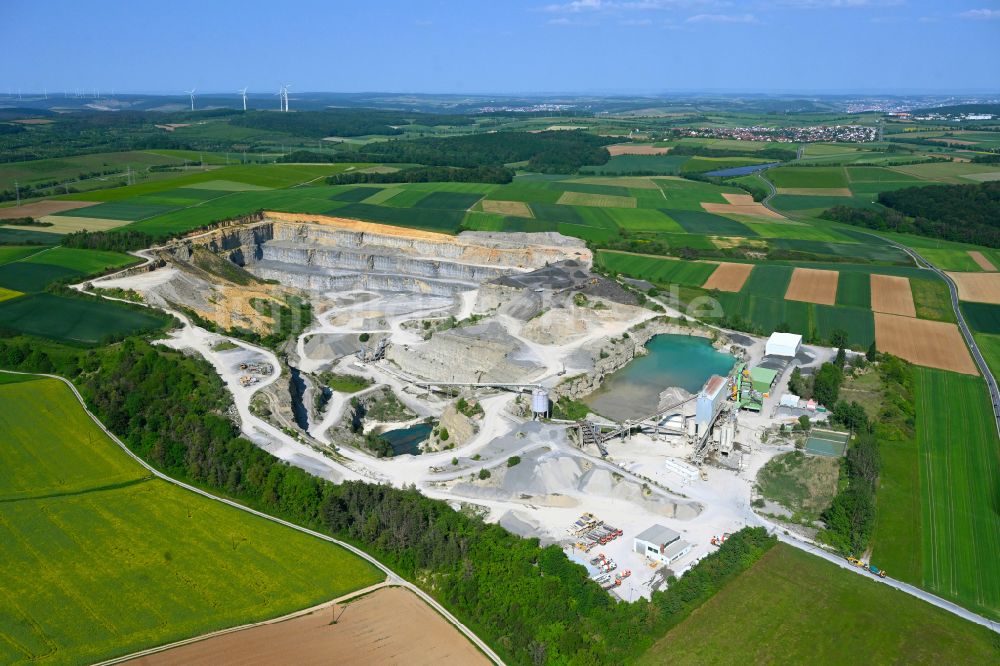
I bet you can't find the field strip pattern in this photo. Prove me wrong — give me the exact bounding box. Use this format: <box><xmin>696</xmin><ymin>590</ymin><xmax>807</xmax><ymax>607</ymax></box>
<box><xmin>874</xmin><ymin>313</ymin><xmax>979</xmax><ymax>375</ymax></box>
<box><xmin>915</xmin><ymin>369</ymin><xmax>1000</xmax><ymax>621</ymax></box>
<box><xmin>784</xmin><ymin>268</ymin><xmax>839</xmax><ymax>305</ymax></box>
<box><xmin>0</xmin><ymin>371</ymin><xmax>505</xmax><ymax>666</ymax></box>
<box><xmin>870</xmin><ymin>274</ymin><xmax>916</xmax><ymax>317</ymax></box>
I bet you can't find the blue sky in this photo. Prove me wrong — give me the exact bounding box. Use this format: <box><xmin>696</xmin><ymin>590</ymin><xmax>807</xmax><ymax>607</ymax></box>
<box><xmin>5</xmin><ymin>0</ymin><xmax>999</xmax><ymax>94</ymax></box>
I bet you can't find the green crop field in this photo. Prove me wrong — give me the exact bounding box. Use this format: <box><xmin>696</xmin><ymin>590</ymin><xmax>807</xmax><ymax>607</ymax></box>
<box><xmin>654</xmin><ymin>177</ymin><xmax>739</xmax><ymax>209</ymax></box>
<box><xmin>580</xmin><ymin>154</ymin><xmax>689</xmax><ymax>175</ymax></box>
<box><xmin>605</xmin><ymin>208</ymin><xmax>683</xmax><ymax>232</ymax></box>
<box><xmin>597</xmin><ymin>251</ymin><xmax>717</xmax><ymax>286</ymax></box>
<box><xmin>835</xmin><ymin>271</ymin><xmax>871</xmax><ymax>309</ymax></box>
<box><xmin>0</xmin><ymin>228</ymin><xmax>63</xmax><ymax>245</ymax></box>
<box><xmin>770</xmin><ymin>194</ymin><xmax>878</xmax><ymax>213</ymax></box>
<box><xmin>962</xmin><ymin>302</ymin><xmax>1000</xmax><ymax>334</ymax></box>
<box><xmin>0</xmin><ymin>375</ymin><xmax>382</xmax><ymax>665</ymax></box>
<box><xmin>639</xmin><ymin>544</ymin><xmax>998</xmax><ymax>665</ymax></box>
<box><xmin>768</xmin><ymin>238</ymin><xmax>908</xmax><ymax>262</ymax></box>
<box><xmin>0</xmin><ymin>262</ymin><xmax>80</xmax><ymax>292</ymax></box>
<box><xmin>911</xmin><ymin>277</ymin><xmax>955</xmax><ymax>322</ymax></box>
<box><xmin>873</xmin><ymin>368</ymin><xmax>1000</xmax><ymax>621</ymax></box>
<box><xmin>54</xmin><ymin>200</ymin><xmax>179</xmax><ymax>221</ymax></box>
<box><xmin>768</xmin><ymin>166</ymin><xmax>849</xmax><ymax>189</ymax></box>
<box><xmin>974</xmin><ymin>333</ymin><xmax>1000</xmax><ymax>379</ymax></box>
<box><xmin>64</xmin><ymin>163</ymin><xmax>369</xmax><ymax>202</ymax></box>
<box><xmin>918</xmin><ymin>248</ymin><xmax>985</xmax><ymax>272</ymax></box>
<box><xmin>0</xmin><ymin>246</ymin><xmax>50</xmax><ymax>265</ymax></box>
<box><xmin>0</xmin><ymin>293</ymin><xmax>170</xmax><ymax>344</ymax></box>
<box><xmin>484</xmin><ymin>183</ymin><xmax>563</xmax><ymax>204</ymax></box>
<box><xmin>666</xmin><ymin>209</ymin><xmax>757</xmax><ymax>237</ymax></box>
<box><xmin>22</xmin><ymin>247</ymin><xmax>135</xmax><ymax>274</ymax></box>
<box><xmin>0</xmin><ymin>151</ymin><xmax>188</xmax><ymax>190</ymax></box>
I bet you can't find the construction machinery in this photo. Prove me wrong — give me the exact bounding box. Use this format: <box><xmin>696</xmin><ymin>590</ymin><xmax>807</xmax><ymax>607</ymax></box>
<box><xmin>868</xmin><ymin>564</ymin><xmax>887</xmax><ymax>578</ymax></box>
<box><xmin>732</xmin><ymin>363</ymin><xmax>763</xmax><ymax>412</ymax></box>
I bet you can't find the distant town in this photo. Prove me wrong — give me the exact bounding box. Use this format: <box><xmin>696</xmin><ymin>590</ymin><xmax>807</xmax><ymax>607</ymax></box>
<box><xmin>677</xmin><ymin>124</ymin><xmax>878</xmax><ymax>143</ymax></box>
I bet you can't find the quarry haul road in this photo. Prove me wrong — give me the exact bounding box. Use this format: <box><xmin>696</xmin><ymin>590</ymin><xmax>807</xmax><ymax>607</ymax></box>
<box><xmin>0</xmin><ymin>369</ymin><xmax>506</xmax><ymax>666</ymax></box>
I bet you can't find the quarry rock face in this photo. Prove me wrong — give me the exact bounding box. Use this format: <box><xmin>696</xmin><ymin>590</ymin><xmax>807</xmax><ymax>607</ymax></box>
<box><xmin>183</xmin><ymin>213</ymin><xmax>591</xmax><ymax>297</ymax></box>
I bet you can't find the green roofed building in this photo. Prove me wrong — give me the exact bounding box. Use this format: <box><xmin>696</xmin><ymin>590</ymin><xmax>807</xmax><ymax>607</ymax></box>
<box><xmin>749</xmin><ymin>367</ymin><xmax>778</xmax><ymax>394</ymax></box>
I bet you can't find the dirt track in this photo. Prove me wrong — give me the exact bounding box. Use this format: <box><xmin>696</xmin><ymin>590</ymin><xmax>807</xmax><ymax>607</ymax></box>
<box><xmin>870</xmin><ymin>274</ymin><xmax>916</xmax><ymax>317</ymax></box>
<box><xmin>968</xmin><ymin>251</ymin><xmax>997</xmax><ymax>272</ymax></box>
<box><xmin>875</xmin><ymin>313</ymin><xmax>978</xmax><ymax>375</ymax></box>
<box><xmin>0</xmin><ymin>200</ymin><xmax>97</xmax><ymax>219</ymax></box>
<box><xmin>784</xmin><ymin>268</ymin><xmax>838</xmax><ymax>305</ymax></box>
<box><xmin>946</xmin><ymin>271</ymin><xmax>1000</xmax><ymax>304</ymax></box>
<box><xmin>703</xmin><ymin>262</ymin><xmax>753</xmax><ymax>292</ymax></box>
<box><xmin>131</xmin><ymin>587</ymin><xmax>489</xmax><ymax>666</ymax></box>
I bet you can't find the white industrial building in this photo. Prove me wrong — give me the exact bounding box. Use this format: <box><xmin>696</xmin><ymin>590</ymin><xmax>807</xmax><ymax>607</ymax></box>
<box><xmin>765</xmin><ymin>332</ymin><xmax>802</xmax><ymax>358</ymax></box>
<box><xmin>633</xmin><ymin>524</ymin><xmax>692</xmax><ymax>565</ymax></box>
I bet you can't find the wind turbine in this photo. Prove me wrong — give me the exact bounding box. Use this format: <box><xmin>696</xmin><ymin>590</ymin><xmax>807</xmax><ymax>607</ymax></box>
<box><xmin>239</xmin><ymin>87</ymin><xmax>248</xmax><ymax>111</ymax></box>
<box><xmin>282</xmin><ymin>83</ymin><xmax>291</xmax><ymax>112</ymax></box>
<box><xmin>185</xmin><ymin>87</ymin><xmax>196</xmax><ymax>111</ymax></box>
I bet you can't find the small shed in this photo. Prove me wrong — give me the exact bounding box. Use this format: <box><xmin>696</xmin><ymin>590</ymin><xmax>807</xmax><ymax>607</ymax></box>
<box><xmin>765</xmin><ymin>332</ymin><xmax>802</xmax><ymax>358</ymax></box>
<box><xmin>634</xmin><ymin>524</ymin><xmax>691</xmax><ymax>565</ymax></box>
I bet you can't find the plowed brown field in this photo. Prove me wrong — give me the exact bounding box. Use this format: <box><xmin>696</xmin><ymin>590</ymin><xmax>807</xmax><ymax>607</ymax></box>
<box><xmin>0</xmin><ymin>200</ymin><xmax>97</xmax><ymax>219</ymax></box>
<box><xmin>874</xmin><ymin>313</ymin><xmax>978</xmax><ymax>375</ymax></box>
<box><xmin>703</xmin><ymin>262</ymin><xmax>754</xmax><ymax>292</ymax></box>
<box><xmin>131</xmin><ymin>587</ymin><xmax>488</xmax><ymax>666</ymax></box>
<box><xmin>946</xmin><ymin>271</ymin><xmax>1000</xmax><ymax>304</ymax></box>
<box><xmin>870</xmin><ymin>274</ymin><xmax>916</xmax><ymax>317</ymax></box>
<box><xmin>607</xmin><ymin>144</ymin><xmax>671</xmax><ymax>155</ymax></box>
<box><xmin>785</xmin><ymin>268</ymin><xmax>839</xmax><ymax>305</ymax></box>
<box><xmin>968</xmin><ymin>251</ymin><xmax>997</xmax><ymax>271</ymax></box>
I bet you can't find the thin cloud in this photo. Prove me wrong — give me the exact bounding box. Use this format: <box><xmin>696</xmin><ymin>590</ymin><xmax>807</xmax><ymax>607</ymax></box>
<box><xmin>958</xmin><ymin>8</ymin><xmax>1000</xmax><ymax>20</ymax></box>
<box><xmin>686</xmin><ymin>12</ymin><xmax>758</xmax><ymax>23</ymax></box>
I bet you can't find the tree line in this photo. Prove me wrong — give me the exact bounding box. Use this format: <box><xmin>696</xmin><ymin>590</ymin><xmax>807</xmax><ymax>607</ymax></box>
<box><xmin>326</xmin><ymin>165</ymin><xmax>514</xmax><ymax>185</ymax></box>
<box><xmin>822</xmin><ymin>181</ymin><xmax>1000</xmax><ymax>248</ymax></box>
<box><xmin>327</xmin><ymin>130</ymin><xmax>615</xmax><ymax>173</ymax></box>
<box><xmin>0</xmin><ymin>335</ymin><xmax>775</xmax><ymax>665</ymax></box>
<box><xmin>230</xmin><ymin>109</ymin><xmax>473</xmax><ymax>138</ymax></box>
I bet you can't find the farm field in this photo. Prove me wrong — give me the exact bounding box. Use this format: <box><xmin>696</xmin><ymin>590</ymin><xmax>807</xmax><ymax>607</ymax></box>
<box><xmin>133</xmin><ymin>587</ymin><xmax>488</xmax><ymax>666</ymax></box>
<box><xmin>947</xmin><ymin>272</ymin><xmax>1000</xmax><ymax>305</ymax></box>
<box><xmin>874</xmin><ymin>313</ymin><xmax>978</xmax><ymax>375</ymax></box>
<box><xmin>974</xmin><ymin>333</ymin><xmax>1000</xmax><ymax>378</ymax></box>
<box><xmin>768</xmin><ymin>166</ymin><xmax>849</xmax><ymax>189</ymax></box>
<box><xmin>702</xmin><ymin>262</ymin><xmax>753</xmax><ymax>292</ymax></box>
<box><xmin>870</xmin><ymin>369</ymin><xmax>1000</xmax><ymax>622</ymax></box>
<box><xmin>962</xmin><ymin>302</ymin><xmax>1000</xmax><ymax>334</ymax></box>
<box><xmin>0</xmin><ymin>151</ymin><xmax>189</xmax><ymax>190</ymax></box>
<box><xmin>0</xmin><ymin>375</ymin><xmax>383</xmax><ymax>665</ymax></box>
<box><xmin>869</xmin><ymin>274</ymin><xmax>916</xmax><ymax>317</ymax></box>
<box><xmin>638</xmin><ymin>544</ymin><xmax>998</xmax><ymax>665</ymax></box>
<box><xmin>784</xmin><ymin>267</ymin><xmax>838</xmax><ymax>306</ymax></box>
<box><xmin>597</xmin><ymin>251</ymin><xmax>717</xmax><ymax>287</ymax></box>
<box><xmin>0</xmin><ymin>200</ymin><xmax>98</xmax><ymax>219</ymax></box>
<box><xmin>0</xmin><ymin>293</ymin><xmax>170</xmax><ymax>344</ymax></box>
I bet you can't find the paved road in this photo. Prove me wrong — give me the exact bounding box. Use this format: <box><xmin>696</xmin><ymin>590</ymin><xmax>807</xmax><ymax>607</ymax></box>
<box><xmin>857</xmin><ymin>233</ymin><xmax>1000</xmax><ymax>437</ymax></box>
<box><xmin>754</xmin><ymin>517</ymin><xmax>1000</xmax><ymax>634</ymax></box>
<box><xmin>758</xmin><ymin>169</ymin><xmax>999</xmax><ymax>436</ymax></box>
<box><xmin>0</xmin><ymin>370</ymin><xmax>506</xmax><ymax>666</ymax></box>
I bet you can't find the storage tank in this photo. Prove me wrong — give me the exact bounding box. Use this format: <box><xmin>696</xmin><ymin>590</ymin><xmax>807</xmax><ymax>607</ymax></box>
<box><xmin>531</xmin><ymin>388</ymin><xmax>549</xmax><ymax>418</ymax></box>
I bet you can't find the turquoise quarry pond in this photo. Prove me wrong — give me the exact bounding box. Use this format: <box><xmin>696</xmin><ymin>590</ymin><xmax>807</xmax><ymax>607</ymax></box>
<box><xmin>379</xmin><ymin>423</ymin><xmax>432</xmax><ymax>456</ymax></box>
<box><xmin>583</xmin><ymin>334</ymin><xmax>735</xmax><ymax>421</ymax></box>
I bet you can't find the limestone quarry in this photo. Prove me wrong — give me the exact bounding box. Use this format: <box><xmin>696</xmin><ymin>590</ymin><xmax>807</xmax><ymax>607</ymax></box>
<box><xmin>88</xmin><ymin>211</ymin><xmax>800</xmax><ymax>602</ymax></box>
